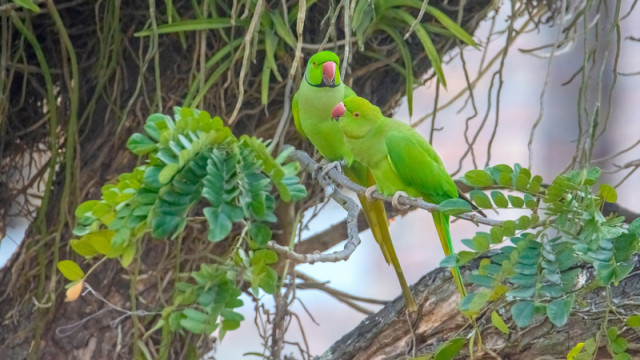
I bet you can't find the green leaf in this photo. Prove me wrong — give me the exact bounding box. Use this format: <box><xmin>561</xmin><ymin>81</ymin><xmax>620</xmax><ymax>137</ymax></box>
<box><xmin>270</xmin><ymin>11</ymin><xmax>296</xmax><ymax>48</ymax></box>
<box><xmin>460</xmin><ymin>291</ymin><xmax>490</xmax><ymax>318</ymax></box>
<box><xmin>511</xmin><ymin>300</ymin><xmax>534</xmax><ymax>327</ymax></box>
<box><xmin>524</xmin><ymin>193</ymin><xmax>537</xmax><ymax>209</ymax></box>
<box><xmin>491</xmin><ymin>311</ymin><xmax>510</xmax><ymax>334</ymax></box>
<box><xmin>546</xmin><ymin>295</ymin><xmax>574</xmax><ymax>327</ymax></box>
<box><xmin>260</xmin><ymin>60</ymin><xmax>271</xmax><ymax>105</ymax></box>
<box><xmin>249</xmin><ymin>223</ymin><xmax>272</xmax><ymax>248</ymax></box>
<box><xmin>595</xmin><ymin>262</ymin><xmax>615</xmax><ymax>285</ymax></box>
<box><xmin>610</xmin><ymin>336</ymin><xmax>628</xmax><ymax>354</ymax></box>
<box><xmin>425</xmin><ymin>6</ymin><xmax>477</xmax><ymax>47</ymax></box>
<box><xmin>503</xmin><ymin>220</ymin><xmax>516</xmax><ymax>237</ymax></box>
<box><xmin>180</xmin><ymin>318</ymin><xmax>206</xmax><ymax>334</ymax></box>
<box><xmin>12</xmin><ymin>0</ymin><xmax>41</xmax><ymax>13</ymax></box>
<box><xmin>469</xmin><ymin>274</ymin><xmax>494</xmax><ymax>288</ymax></box>
<box><xmin>376</xmin><ymin>23</ymin><xmax>415</xmax><ymax>116</ymax></box>
<box><xmin>629</xmin><ymin>217</ymin><xmax>640</xmax><ymax>236</ymax></box>
<box><xmin>158</xmin><ymin>163</ymin><xmax>180</xmax><ymax>184</ymax></box>
<box><xmin>470</xmin><ymin>190</ymin><xmax>493</xmax><ymax>209</ymax></box>
<box><xmin>438</xmin><ymin>198</ymin><xmax>472</xmax><ymax>215</ymax></box>
<box><xmin>508</xmin><ymin>195</ymin><xmax>524</xmax><ymax>208</ymax></box>
<box><xmin>251</xmin><ymin>249</ymin><xmax>278</xmax><ymax>266</ymax></box>
<box><xmin>222</xmin><ymin>319</ymin><xmax>241</xmax><ymax>331</ymax></box>
<box><xmin>598</xmin><ymin>184</ymin><xmax>618</xmax><ymax>203</ymax></box>
<box><xmin>613</xmin><ymin>353</ymin><xmax>632</xmax><ymax>360</ymax></box>
<box><xmin>127</xmin><ymin>133</ymin><xmax>156</xmax><ymax>155</ymax></box>
<box><xmin>490</xmin><ymin>191</ymin><xmax>509</xmax><ymax>208</ymax></box>
<box><xmin>464</xmin><ymin>169</ymin><xmax>494</xmax><ymax>187</ymax></box>
<box><xmin>529</xmin><ymin>175</ymin><xmax>543</xmax><ymax>194</ymax></box>
<box><xmin>252</xmin><ymin>264</ymin><xmax>278</xmax><ymax>294</ymax></box>
<box><xmin>434</xmin><ymin>337</ymin><xmax>466</xmax><ymax>360</ymax></box>
<box><xmin>613</xmin><ymin>262</ymin><xmax>634</xmax><ymax>286</ymax></box>
<box><xmin>440</xmin><ymin>251</ymin><xmax>476</xmax><ymax>267</ymax></box>
<box><xmin>135</xmin><ymin>18</ymin><xmax>240</xmax><ymax>37</ymax></box>
<box><xmin>57</xmin><ymin>260</ymin><xmax>85</xmax><ymax>281</ymax></box>
<box><xmin>70</xmin><ymin>238</ymin><xmax>99</xmax><ymax>258</ymax></box>
<box><xmin>516</xmin><ymin>215</ymin><xmax>532</xmax><ymax>230</ymax></box>
<box><xmin>75</xmin><ymin>200</ymin><xmax>100</xmax><ymax>218</ymax></box>
<box><xmin>585</xmin><ymin>167</ymin><xmax>601</xmax><ymax>185</ymax></box>
<box><xmin>489</xmin><ymin>226</ymin><xmax>504</xmax><ymax>244</ymax></box>
<box><xmin>204</xmin><ymin>208</ymin><xmax>232</xmax><ymax>242</ymax></box>
<box><xmin>625</xmin><ymin>315</ymin><xmax>640</xmax><ymax>327</ymax></box>
<box><xmin>463</xmin><ymin>233</ymin><xmax>490</xmax><ymax>252</ymax></box>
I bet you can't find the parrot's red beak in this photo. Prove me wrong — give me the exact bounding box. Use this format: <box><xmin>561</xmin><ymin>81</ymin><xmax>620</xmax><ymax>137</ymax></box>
<box><xmin>331</xmin><ymin>102</ymin><xmax>346</xmax><ymax>120</ymax></box>
<box><xmin>322</xmin><ymin>61</ymin><xmax>336</xmax><ymax>86</ymax></box>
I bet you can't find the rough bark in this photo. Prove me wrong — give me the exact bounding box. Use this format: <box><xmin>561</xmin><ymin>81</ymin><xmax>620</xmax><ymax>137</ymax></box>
<box><xmin>320</xmin><ymin>258</ymin><xmax>640</xmax><ymax>360</ymax></box>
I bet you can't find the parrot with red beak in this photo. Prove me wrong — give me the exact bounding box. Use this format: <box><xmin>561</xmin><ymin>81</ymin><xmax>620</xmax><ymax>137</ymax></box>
<box><xmin>332</xmin><ymin>97</ymin><xmax>468</xmax><ymax>298</ymax></box>
<box><xmin>293</xmin><ymin>51</ymin><xmax>417</xmax><ymax>312</ymax></box>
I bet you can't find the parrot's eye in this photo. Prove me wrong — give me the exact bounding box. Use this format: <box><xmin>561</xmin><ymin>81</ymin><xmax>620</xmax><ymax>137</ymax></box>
<box><xmin>312</xmin><ymin>61</ymin><xmax>317</xmax><ymax>66</ymax></box>
<box><xmin>354</xmin><ymin>112</ymin><xmax>360</xmax><ymax>118</ymax></box>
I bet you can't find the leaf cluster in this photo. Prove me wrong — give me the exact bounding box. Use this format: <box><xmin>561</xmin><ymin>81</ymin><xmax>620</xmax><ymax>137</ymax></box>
<box><xmin>442</xmin><ymin>164</ymin><xmax>640</xmax><ymax>329</ymax></box>
<box><xmin>59</xmin><ymin>107</ymin><xmax>307</xmax><ymax>338</ymax></box>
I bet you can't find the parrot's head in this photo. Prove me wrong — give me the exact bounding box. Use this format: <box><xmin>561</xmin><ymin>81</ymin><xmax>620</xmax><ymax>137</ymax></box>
<box><xmin>332</xmin><ymin>96</ymin><xmax>383</xmax><ymax>139</ymax></box>
<box><xmin>305</xmin><ymin>51</ymin><xmax>341</xmax><ymax>88</ymax></box>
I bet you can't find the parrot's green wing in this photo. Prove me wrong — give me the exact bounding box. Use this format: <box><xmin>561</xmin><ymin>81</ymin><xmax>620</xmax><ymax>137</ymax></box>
<box><xmin>384</xmin><ymin>131</ymin><xmax>457</xmax><ymax>204</ymax></box>
<box><xmin>384</xmin><ymin>130</ymin><xmax>466</xmax><ymax>297</ymax></box>
<box><xmin>292</xmin><ymin>92</ymin><xmax>306</xmax><ymax>139</ymax></box>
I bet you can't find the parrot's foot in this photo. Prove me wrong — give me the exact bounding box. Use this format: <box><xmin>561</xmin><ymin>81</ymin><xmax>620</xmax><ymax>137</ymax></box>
<box><xmin>320</xmin><ymin>160</ymin><xmax>344</xmax><ymax>177</ymax></box>
<box><xmin>392</xmin><ymin>191</ymin><xmax>411</xmax><ymax>210</ymax></box>
<box><xmin>364</xmin><ymin>185</ymin><xmax>378</xmax><ymax>202</ymax></box>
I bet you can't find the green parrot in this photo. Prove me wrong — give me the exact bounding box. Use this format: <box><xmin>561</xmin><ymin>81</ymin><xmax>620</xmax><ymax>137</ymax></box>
<box><xmin>331</xmin><ymin>96</ymin><xmax>467</xmax><ymax>297</ymax></box>
<box><xmin>293</xmin><ymin>51</ymin><xmax>418</xmax><ymax>312</ymax></box>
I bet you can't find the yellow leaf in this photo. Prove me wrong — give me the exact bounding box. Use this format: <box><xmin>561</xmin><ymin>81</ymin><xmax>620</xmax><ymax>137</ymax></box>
<box><xmin>65</xmin><ymin>280</ymin><xmax>84</xmax><ymax>302</ymax></box>
<box><xmin>566</xmin><ymin>342</ymin><xmax>584</xmax><ymax>360</ymax></box>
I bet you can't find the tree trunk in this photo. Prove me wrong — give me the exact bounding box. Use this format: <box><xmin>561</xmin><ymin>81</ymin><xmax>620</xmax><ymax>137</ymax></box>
<box><xmin>320</xmin><ymin>258</ymin><xmax>640</xmax><ymax>360</ymax></box>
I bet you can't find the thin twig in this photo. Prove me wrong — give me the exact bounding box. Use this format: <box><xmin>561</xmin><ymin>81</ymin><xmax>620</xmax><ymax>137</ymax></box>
<box><xmin>228</xmin><ymin>0</ymin><xmax>263</xmax><ymax>125</ymax></box>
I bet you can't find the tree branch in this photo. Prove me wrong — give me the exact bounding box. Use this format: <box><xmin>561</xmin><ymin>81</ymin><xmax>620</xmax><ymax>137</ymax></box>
<box><xmin>319</xmin><ymin>256</ymin><xmax>640</xmax><ymax>360</ymax></box>
<box><xmin>268</xmin><ymin>153</ymin><xmax>362</xmax><ymax>264</ymax></box>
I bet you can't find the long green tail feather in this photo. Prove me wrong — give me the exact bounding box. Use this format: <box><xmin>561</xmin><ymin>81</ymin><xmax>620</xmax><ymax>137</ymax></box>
<box><xmin>345</xmin><ymin>166</ymin><xmax>417</xmax><ymax>312</ymax></box>
<box><xmin>432</xmin><ymin>211</ymin><xmax>466</xmax><ymax>297</ymax></box>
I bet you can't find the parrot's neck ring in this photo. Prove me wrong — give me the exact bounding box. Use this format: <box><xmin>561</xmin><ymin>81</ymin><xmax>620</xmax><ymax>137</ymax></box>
<box><xmin>305</xmin><ymin>74</ymin><xmax>340</xmax><ymax>88</ymax></box>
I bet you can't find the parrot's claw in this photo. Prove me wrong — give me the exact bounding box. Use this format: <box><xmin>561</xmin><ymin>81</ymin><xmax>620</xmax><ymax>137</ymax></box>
<box><xmin>312</xmin><ymin>159</ymin><xmax>329</xmax><ymax>180</ymax></box>
<box><xmin>320</xmin><ymin>160</ymin><xmax>344</xmax><ymax>177</ymax></box>
<box><xmin>364</xmin><ymin>185</ymin><xmax>378</xmax><ymax>202</ymax></box>
<box><xmin>392</xmin><ymin>191</ymin><xmax>411</xmax><ymax>210</ymax></box>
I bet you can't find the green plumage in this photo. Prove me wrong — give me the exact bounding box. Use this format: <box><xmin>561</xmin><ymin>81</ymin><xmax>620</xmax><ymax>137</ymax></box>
<box><xmin>337</xmin><ymin>96</ymin><xmax>466</xmax><ymax>297</ymax></box>
<box><xmin>293</xmin><ymin>52</ymin><xmax>417</xmax><ymax>312</ymax></box>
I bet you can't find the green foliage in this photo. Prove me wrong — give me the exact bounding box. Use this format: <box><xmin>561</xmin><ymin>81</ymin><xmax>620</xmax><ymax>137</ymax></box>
<box><xmin>12</xmin><ymin>0</ymin><xmax>41</xmax><ymax>13</ymax></box>
<box><xmin>173</xmin><ymin>263</ymin><xmax>245</xmax><ymax>340</ymax></box>
<box><xmin>438</xmin><ymin>198</ymin><xmax>472</xmax><ymax>215</ymax></box>
<box><xmin>607</xmin><ymin>327</ymin><xmax>631</xmax><ymax>359</ymax></box>
<box><xmin>433</xmin><ymin>337</ymin><xmax>466</xmax><ymax>360</ymax></box>
<box><xmin>450</xmin><ymin>164</ymin><xmax>640</xmax><ymax>329</ymax></box>
<box><xmin>61</xmin><ymin>107</ymin><xmax>307</xmax><ymax>339</ymax></box>
<box><xmin>352</xmin><ymin>0</ymin><xmax>477</xmax><ymax>115</ymax></box>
